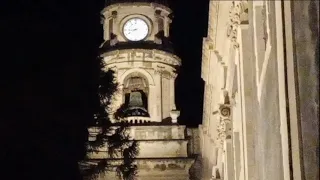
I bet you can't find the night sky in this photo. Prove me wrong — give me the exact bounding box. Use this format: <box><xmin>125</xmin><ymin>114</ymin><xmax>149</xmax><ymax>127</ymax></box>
<box><xmin>2</xmin><ymin>0</ymin><xmax>208</xmax><ymax>179</ymax></box>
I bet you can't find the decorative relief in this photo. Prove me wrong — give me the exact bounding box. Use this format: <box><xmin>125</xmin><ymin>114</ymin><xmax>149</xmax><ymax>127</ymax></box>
<box><xmin>154</xmin><ymin>66</ymin><xmax>177</xmax><ymax>79</ymax></box>
<box><xmin>220</xmin><ymin>105</ymin><xmax>231</xmax><ymax>118</ymax></box>
<box><xmin>216</xmin><ymin>103</ymin><xmax>232</xmax><ymax>147</ymax></box>
<box><xmin>226</xmin><ymin>1</ymin><xmax>249</xmax><ymax>49</ymax></box>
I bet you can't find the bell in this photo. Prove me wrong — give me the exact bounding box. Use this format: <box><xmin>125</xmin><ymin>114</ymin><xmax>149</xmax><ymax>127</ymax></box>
<box><xmin>128</xmin><ymin>91</ymin><xmax>143</xmax><ymax>107</ymax></box>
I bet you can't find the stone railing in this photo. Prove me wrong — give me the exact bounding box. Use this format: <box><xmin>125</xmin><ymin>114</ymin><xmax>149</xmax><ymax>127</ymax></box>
<box><xmin>122</xmin><ymin>116</ymin><xmax>152</xmax><ymax>124</ymax></box>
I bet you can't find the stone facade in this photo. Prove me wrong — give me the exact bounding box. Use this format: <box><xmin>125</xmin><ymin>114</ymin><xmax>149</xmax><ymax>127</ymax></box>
<box><xmin>84</xmin><ymin>1</ymin><xmax>200</xmax><ymax>180</ymax></box>
<box><xmin>199</xmin><ymin>1</ymin><xmax>319</xmax><ymax>180</ymax></box>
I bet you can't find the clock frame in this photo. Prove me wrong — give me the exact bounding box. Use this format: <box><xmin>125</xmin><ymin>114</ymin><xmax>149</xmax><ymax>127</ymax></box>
<box><xmin>120</xmin><ymin>15</ymin><xmax>152</xmax><ymax>41</ymax></box>
<box><xmin>123</xmin><ymin>18</ymin><xmax>149</xmax><ymax>41</ymax></box>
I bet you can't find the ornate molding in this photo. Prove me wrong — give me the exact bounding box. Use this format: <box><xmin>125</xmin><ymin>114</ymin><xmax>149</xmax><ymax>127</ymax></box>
<box><xmin>102</xmin><ymin>49</ymin><xmax>181</xmax><ymax>66</ymax></box>
<box><xmin>154</xmin><ymin>66</ymin><xmax>177</xmax><ymax>79</ymax></box>
<box><xmin>226</xmin><ymin>1</ymin><xmax>249</xmax><ymax>49</ymax></box>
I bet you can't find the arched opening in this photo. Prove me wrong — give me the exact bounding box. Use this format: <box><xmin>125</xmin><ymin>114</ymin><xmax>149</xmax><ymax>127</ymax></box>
<box><xmin>122</xmin><ymin>72</ymin><xmax>150</xmax><ymax>118</ymax></box>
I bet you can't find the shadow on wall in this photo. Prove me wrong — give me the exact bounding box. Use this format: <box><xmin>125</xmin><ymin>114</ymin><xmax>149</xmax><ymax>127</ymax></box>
<box><xmin>189</xmin><ymin>155</ymin><xmax>203</xmax><ymax>180</ymax></box>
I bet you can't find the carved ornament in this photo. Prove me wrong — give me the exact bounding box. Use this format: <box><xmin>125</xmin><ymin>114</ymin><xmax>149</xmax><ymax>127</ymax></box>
<box><xmin>154</xmin><ymin>66</ymin><xmax>177</xmax><ymax>79</ymax></box>
<box><xmin>219</xmin><ymin>104</ymin><xmax>231</xmax><ymax>119</ymax></box>
<box><xmin>226</xmin><ymin>1</ymin><xmax>248</xmax><ymax>49</ymax></box>
<box><xmin>216</xmin><ymin>104</ymin><xmax>232</xmax><ymax>147</ymax></box>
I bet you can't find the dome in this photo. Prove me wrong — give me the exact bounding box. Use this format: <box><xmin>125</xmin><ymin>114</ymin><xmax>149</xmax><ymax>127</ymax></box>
<box><xmin>105</xmin><ymin>0</ymin><xmax>169</xmax><ymax>7</ymax></box>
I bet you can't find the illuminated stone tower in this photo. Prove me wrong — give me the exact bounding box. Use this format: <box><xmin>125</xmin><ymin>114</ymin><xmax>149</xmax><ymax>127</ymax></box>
<box><xmin>86</xmin><ymin>1</ymin><xmax>200</xmax><ymax>180</ymax></box>
<box><xmin>101</xmin><ymin>0</ymin><xmax>180</xmax><ymax>124</ymax></box>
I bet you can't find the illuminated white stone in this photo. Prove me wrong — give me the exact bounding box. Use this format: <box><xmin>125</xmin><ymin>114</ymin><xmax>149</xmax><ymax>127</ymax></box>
<box><xmin>85</xmin><ymin>2</ymin><xmax>201</xmax><ymax>180</ymax></box>
<box><xmin>200</xmin><ymin>1</ymin><xmax>319</xmax><ymax>180</ymax></box>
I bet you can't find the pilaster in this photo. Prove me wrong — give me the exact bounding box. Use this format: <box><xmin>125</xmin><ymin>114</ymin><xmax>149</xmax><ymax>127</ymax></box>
<box><xmin>237</xmin><ymin>24</ymin><xmax>258</xmax><ymax>180</ymax></box>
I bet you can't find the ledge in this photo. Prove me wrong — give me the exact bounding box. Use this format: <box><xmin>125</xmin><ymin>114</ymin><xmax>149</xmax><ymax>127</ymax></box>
<box><xmin>87</xmin><ymin>157</ymin><xmax>195</xmax><ymax>161</ymax></box>
<box><xmin>103</xmin><ymin>0</ymin><xmax>171</xmax><ymax>13</ymax></box>
<box><xmin>99</xmin><ymin>40</ymin><xmax>176</xmax><ymax>56</ymax></box>
<box><xmin>88</xmin><ymin>124</ymin><xmax>186</xmax><ymax>133</ymax></box>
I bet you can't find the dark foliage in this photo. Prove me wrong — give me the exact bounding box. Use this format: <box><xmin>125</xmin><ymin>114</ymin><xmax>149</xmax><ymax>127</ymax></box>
<box><xmin>80</xmin><ymin>62</ymin><xmax>139</xmax><ymax>180</ymax></box>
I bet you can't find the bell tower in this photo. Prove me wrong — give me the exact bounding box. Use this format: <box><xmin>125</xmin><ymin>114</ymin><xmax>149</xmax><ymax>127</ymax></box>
<box><xmin>100</xmin><ymin>0</ymin><xmax>180</xmax><ymax>123</ymax></box>
<box><xmin>85</xmin><ymin>1</ymin><xmax>200</xmax><ymax>180</ymax></box>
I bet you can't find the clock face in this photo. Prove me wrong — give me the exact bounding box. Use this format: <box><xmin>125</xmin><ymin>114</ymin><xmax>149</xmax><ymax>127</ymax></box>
<box><xmin>123</xmin><ymin>18</ymin><xmax>149</xmax><ymax>41</ymax></box>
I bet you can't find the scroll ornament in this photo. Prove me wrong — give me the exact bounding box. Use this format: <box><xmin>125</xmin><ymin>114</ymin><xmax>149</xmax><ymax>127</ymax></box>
<box><xmin>216</xmin><ymin>104</ymin><xmax>232</xmax><ymax>146</ymax></box>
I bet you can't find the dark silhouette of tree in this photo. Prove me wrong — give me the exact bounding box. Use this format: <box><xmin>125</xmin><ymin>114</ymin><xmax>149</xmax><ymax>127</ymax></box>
<box><xmin>80</xmin><ymin>60</ymin><xmax>139</xmax><ymax>180</ymax></box>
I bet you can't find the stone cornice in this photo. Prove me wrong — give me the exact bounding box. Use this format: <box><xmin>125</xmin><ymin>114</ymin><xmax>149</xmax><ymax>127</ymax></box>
<box><xmin>102</xmin><ymin>49</ymin><xmax>181</xmax><ymax>66</ymax></box>
<box><xmin>101</xmin><ymin>2</ymin><xmax>172</xmax><ymax>16</ymax></box>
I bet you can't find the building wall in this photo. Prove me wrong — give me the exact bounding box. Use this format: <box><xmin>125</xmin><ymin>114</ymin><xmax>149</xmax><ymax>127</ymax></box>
<box><xmin>199</xmin><ymin>1</ymin><xmax>319</xmax><ymax>180</ymax></box>
<box><xmin>290</xmin><ymin>1</ymin><xmax>319</xmax><ymax>179</ymax></box>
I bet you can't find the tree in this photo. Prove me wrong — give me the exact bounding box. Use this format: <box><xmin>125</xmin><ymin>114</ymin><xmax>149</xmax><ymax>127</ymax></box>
<box><xmin>79</xmin><ymin>58</ymin><xmax>139</xmax><ymax>180</ymax></box>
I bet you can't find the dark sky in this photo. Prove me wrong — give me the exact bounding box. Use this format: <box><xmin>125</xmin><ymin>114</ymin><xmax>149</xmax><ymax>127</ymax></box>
<box><xmin>2</xmin><ymin>0</ymin><xmax>208</xmax><ymax>178</ymax></box>
<box><xmin>170</xmin><ymin>1</ymin><xmax>209</xmax><ymax>126</ymax></box>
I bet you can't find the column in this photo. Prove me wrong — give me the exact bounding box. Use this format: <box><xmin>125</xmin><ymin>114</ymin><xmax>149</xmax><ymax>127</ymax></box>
<box><xmin>148</xmin><ymin>85</ymin><xmax>156</xmax><ymax>121</ymax></box>
<box><xmin>164</xmin><ymin>16</ymin><xmax>169</xmax><ymax>37</ymax></box>
<box><xmin>155</xmin><ymin>71</ymin><xmax>162</xmax><ymax>122</ymax></box>
<box><xmin>170</xmin><ymin>76</ymin><xmax>176</xmax><ymax>110</ymax></box>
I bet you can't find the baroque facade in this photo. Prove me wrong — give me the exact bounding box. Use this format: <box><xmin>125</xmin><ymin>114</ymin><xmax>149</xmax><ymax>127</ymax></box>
<box><xmin>200</xmin><ymin>1</ymin><xmax>319</xmax><ymax>180</ymax></box>
<box><xmin>84</xmin><ymin>1</ymin><xmax>200</xmax><ymax>180</ymax></box>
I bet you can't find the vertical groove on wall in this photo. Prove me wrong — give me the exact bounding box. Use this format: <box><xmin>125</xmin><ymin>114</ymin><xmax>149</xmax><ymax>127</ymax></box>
<box><xmin>281</xmin><ymin>0</ymin><xmax>293</xmax><ymax>179</ymax></box>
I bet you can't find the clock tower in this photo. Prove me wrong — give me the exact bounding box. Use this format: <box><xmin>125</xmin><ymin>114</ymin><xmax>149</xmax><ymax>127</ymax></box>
<box><xmin>100</xmin><ymin>0</ymin><xmax>181</xmax><ymax>123</ymax></box>
<box><xmin>86</xmin><ymin>1</ymin><xmax>200</xmax><ymax>179</ymax></box>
